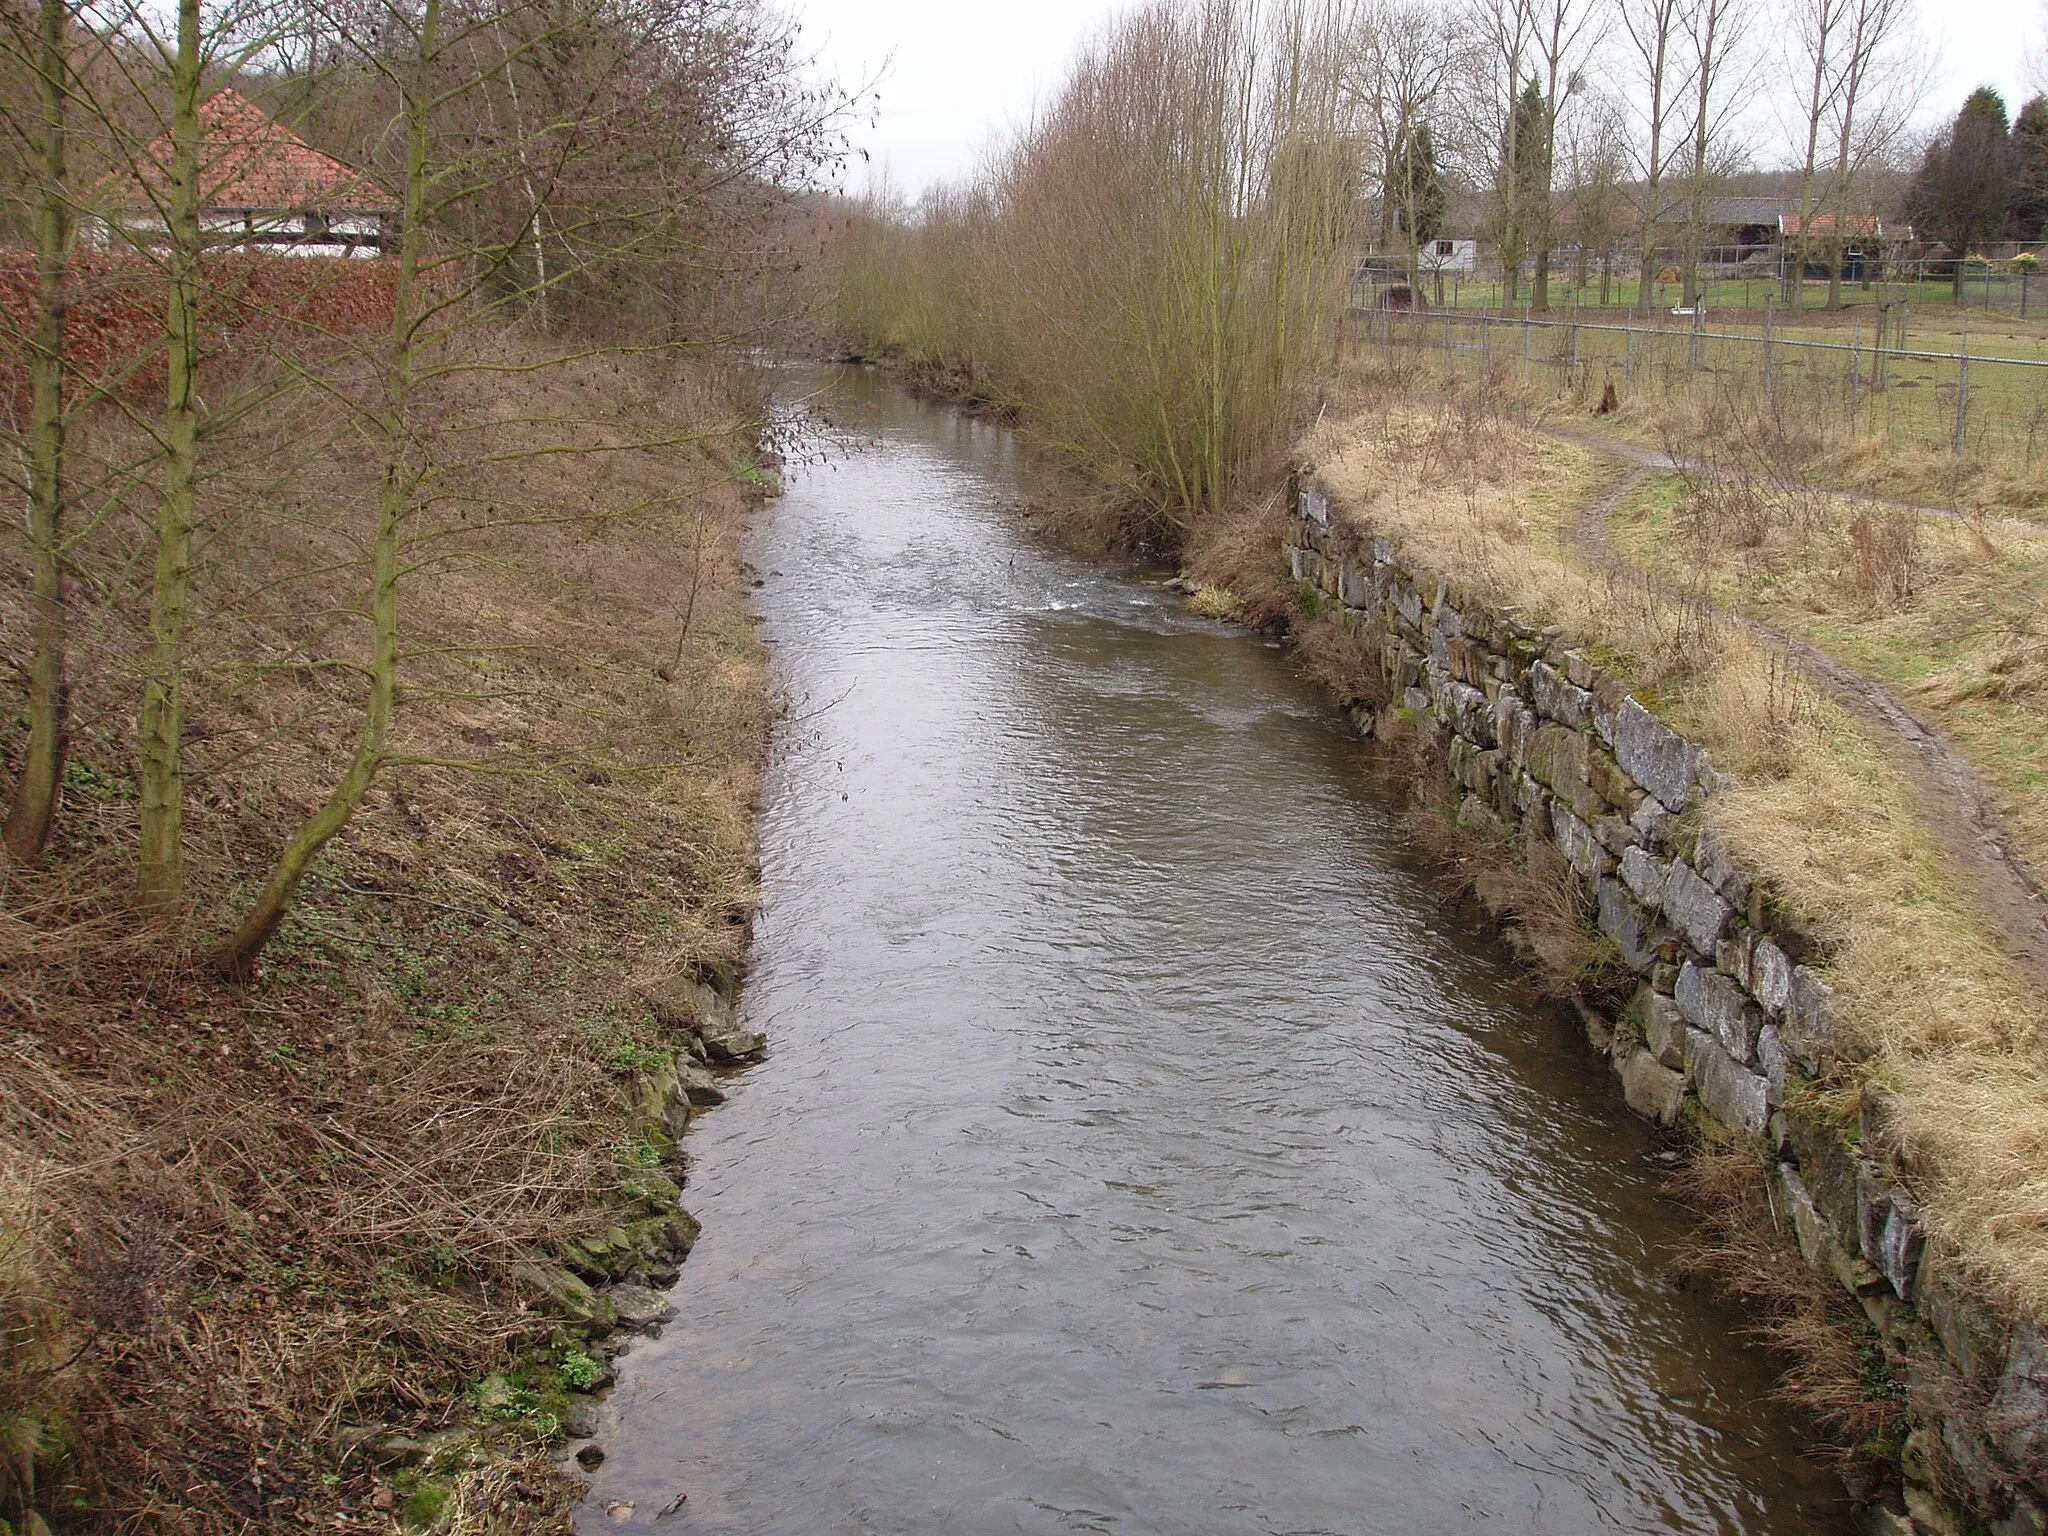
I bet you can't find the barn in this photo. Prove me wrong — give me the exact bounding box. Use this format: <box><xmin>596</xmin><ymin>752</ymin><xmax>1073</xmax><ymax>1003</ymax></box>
<box><xmin>85</xmin><ymin>91</ymin><xmax>394</xmax><ymax>258</ymax></box>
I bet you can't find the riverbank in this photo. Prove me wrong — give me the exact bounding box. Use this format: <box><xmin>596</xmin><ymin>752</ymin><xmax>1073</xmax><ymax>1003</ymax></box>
<box><xmin>574</xmin><ymin>370</ymin><xmax>1857</xmax><ymax>1531</ymax></box>
<box><xmin>1212</xmin><ymin>375</ymin><xmax>2048</xmax><ymax>1535</ymax></box>
<box><xmin>0</xmin><ymin>344</ymin><xmax>771</xmax><ymax>1532</ymax></box>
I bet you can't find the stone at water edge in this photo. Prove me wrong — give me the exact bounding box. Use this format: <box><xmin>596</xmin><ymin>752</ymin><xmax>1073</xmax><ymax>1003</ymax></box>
<box><xmin>678</xmin><ymin>1058</ymin><xmax>727</xmax><ymax>1106</ymax></box>
<box><xmin>701</xmin><ymin>1026</ymin><xmax>766</xmax><ymax>1064</ymax></box>
<box><xmin>1685</xmin><ymin>1028</ymin><xmax>1770</xmax><ymax>1138</ymax></box>
<box><xmin>605</xmin><ymin>1282</ymin><xmax>674</xmax><ymax>1330</ymax></box>
<box><xmin>638</xmin><ymin>975</ymin><xmax>734</xmax><ymax>1035</ymax></box>
<box><xmin>560</xmin><ymin>1398</ymin><xmax>601</xmax><ymax>1440</ymax></box>
<box><xmin>1619</xmin><ymin>1049</ymin><xmax>1685</xmax><ymax>1126</ymax></box>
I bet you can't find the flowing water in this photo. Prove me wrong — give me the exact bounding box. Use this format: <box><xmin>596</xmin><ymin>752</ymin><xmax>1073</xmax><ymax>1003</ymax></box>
<box><xmin>576</xmin><ymin>370</ymin><xmax>1852</xmax><ymax>1535</ymax></box>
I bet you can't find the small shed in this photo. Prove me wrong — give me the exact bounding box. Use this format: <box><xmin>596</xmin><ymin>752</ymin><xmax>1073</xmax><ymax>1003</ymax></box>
<box><xmin>1778</xmin><ymin>211</ymin><xmax>1890</xmax><ymax>279</ymax></box>
<box><xmin>1419</xmin><ymin>238</ymin><xmax>1478</xmax><ymax>274</ymax></box>
<box><xmin>87</xmin><ymin>91</ymin><xmax>394</xmax><ymax>257</ymax></box>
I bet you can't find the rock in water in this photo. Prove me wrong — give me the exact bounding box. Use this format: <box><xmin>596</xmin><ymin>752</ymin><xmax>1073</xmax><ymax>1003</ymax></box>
<box><xmin>605</xmin><ymin>1282</ymin><xmax>674</xmax><ymax>1330</ymax></box>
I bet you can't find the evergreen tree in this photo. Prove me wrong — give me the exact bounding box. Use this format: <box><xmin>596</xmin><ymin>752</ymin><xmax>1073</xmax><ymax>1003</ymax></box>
<box><xmin>1391</xmin><ymin>120</ymin><xmax>1444</xmax><ymax>246</ymax></box>
<box><xmin>1910</xmin><ymin>87</ymin><xmax>2019</xmax><ymax>299</ymax></box>
<box><xmin>2012</xmin><ymin>94</ymin><xmax>2048</xmax><ymax>240</ymax></box>
<box><xmin>1495</xmin><ymin>77</ymin><xmax>1548</xmax><ymax>304</ymax></box>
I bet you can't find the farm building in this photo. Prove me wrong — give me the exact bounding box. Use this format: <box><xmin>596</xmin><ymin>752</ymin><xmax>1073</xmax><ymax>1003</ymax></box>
<box><xmin>1778</xmin><ymin>210</ymin><xmax>1893</xmax><ymax>279</ymax></box>
<box><xmin>85</xmin><ymin>91</ymin><xmax>393</xmax><ymax>258</ymax></box>
<box><xmin>1418</xmin><ymin>238</ymin><xmax>1478</xmax><ymax>274</ymax></box>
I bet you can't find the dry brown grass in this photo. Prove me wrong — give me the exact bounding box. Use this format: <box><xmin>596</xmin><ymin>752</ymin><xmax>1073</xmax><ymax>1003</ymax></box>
<box><xmin>0</xmin><ymin>333</ymin><xmax>769</xmax><ymax>1531</ymax></box>
<box><xmin>1538</xmin><ymin>367</ymin><xmax>2048</xmax><ymax>517</ymax></box>
<box><xmin>1607</xmin><ymin>454</ymin><xmax>2048</xmax><ymax>870</ymax></box>
<box><xmin>1343</xmin><ymin>709</ymin><xmax>1628</xmax><ymax>1001</ymax></box>
<box><xmin>1305</xmin><ymin>379</ymin><xmax>2048</xmax><ymax>1320</ymax></box>
<box><xmin>1180</xmin><ymin>484</ymin><xmax>1298</xmax><ymax>624</ymax></box>
<box><xmin>1671</xmin><ymin>1134</ymin><xmax>1905</xmax><ymax>1460</ymax></box>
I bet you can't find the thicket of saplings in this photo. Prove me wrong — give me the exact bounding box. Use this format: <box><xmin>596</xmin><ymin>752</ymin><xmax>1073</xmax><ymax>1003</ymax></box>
<box><xmin>834</xmin><ymin>0</ymin><xmax>1359</xmax><ymax>541</ymax></box>
<box><xmin>835</xmin><ymin>0</ymin><xmax>1976</xmax><ymax>524</ymax></box>
<box><xmin>0</xmin><ymin>0</ymin><xmax>841</xmax><ymax>1528</ymax></box>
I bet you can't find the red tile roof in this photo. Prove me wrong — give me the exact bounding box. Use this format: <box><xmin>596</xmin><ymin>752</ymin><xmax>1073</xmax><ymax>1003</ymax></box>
<box><xmin>1779</xmin><ymin>212</ymin><xmax>1885</xmax><ymax>238</ymax></box>
<box><xmin>105</xmin><ymin>90</ymin><xmax>392</xmax><ymax>214</ymax></box>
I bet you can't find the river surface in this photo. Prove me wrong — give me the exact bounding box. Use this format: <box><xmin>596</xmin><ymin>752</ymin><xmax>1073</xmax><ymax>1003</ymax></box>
<box><xmin>577</xmin><ymin>371</ymin><xmax>1852</xmax><ymax>1535</ymax></box>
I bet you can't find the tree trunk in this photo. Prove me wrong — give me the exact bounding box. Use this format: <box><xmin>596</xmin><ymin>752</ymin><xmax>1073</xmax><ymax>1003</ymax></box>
<box><xmin>137</xmin><ymin>0</ymin><xmax>202</xmax><ymax>916</ymax></box>
<box><xmin>214</xmin><ymin>0</ymin><xmax>438</xmax><ymax>977</ymax></box>
<box><xmin>1533</xmin><ymin>243</ymin><xmax>1551</xmax><ymax>311</ymax></box>
<box><xmin>4</xmin><ymin>0</ymin><xmax>71</xmax><ymax>863</ymax></box>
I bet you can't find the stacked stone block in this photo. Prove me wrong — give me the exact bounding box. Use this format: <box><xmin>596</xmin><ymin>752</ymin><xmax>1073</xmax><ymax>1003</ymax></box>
<box><xmin>1286</xmin><ymin>476</ymin><xmax>2047</xmax><ymax>1536</ymax></box>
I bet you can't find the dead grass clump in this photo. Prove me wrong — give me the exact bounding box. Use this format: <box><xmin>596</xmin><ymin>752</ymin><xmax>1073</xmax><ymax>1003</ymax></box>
<box><xmin>1181</xmin><ymin>485</ymin><xmax>1297</xmax><ymax>626</ymax></box>
<box><xmin>1670</xmin><ymin>1134</ymin><xmax>1905</xmax><ymax>1458</ymax></box>
<box><xmin>0</xmin><ymin>1167</ymin><xmax>73</xmax><ymax>1534</ymax></box>
<box><xmin>1391</xmin><ymin>752</ymin><xmax>1624</xmax><ymax>1000</ymax></box>
<box><xmin>1472</xmin><ymin>835</ymin><xmax>1629</xmax><ymax>1000</ymax></box>
<box><xmin>1288</xmin><ymin>615</ymin><xmax>1389</xmax><ymax>712</ymax></box>
<box><xmin>1844</xmin><ymin>509</ymin><xmax>1922</xmax><ymax>609</ymax></box>
<box><xmin>1930</xmin><ymin>624</ymin><xmax>2048</xmax><ymax>706</ymax></box>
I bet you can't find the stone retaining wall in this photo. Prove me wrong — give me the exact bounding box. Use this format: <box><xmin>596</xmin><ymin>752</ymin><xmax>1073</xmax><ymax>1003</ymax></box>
<box><xmin>1285</xmin><ymin>474</ymin><xmax>2047</xmax><ymax>1536</ymax></box>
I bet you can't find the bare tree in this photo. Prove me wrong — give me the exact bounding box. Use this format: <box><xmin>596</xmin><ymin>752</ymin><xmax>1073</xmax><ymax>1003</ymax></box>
<box><xmin>1525</xmin><ymin>0</ymin><xmax>1595</xmax><ymax>309</ymax></box>
<box><xmin>1911</xmin><ymin>88</ymin><xmax>2020</xmax><ymax>303</ymax></box>
<box><xmin>1784</xmin><ymin>0</ymin><xmax>1917</xmax><ymax>308</ymax></box>
<box><xmin>1618</xmin><ymin>0</ymin><xmax>1690</xmax><ymax>312</ymax></box>
<box><xmin>134</xmin><ymin>0</ymin><xmax>206</xmax><ymax>914</ymax></box>
<box><xmin>1818</xmin><ymin>0</ymin><xmax>1920</xmax><ymax>307</ymax></box>
<box><xmin>0</xmin><ymin>0</ymin><xmax>73</xmax><ymax>858</ymax></box>
<box><xmin>213</xmin><ymin>0</ymin><xmax>856</xmax><ymax>973</ymax></box>
<box><xmin>1784</xmin><ymin>0</ymin><xmax>1852</xmax><ymax>308</ymax></box>
<box><xmin>1344</xmin><ymin>0</ymin><xmax>1462</xmax><ymax>296</ymax></box>
<box><xmin>1675</xmin><ymin>0</ymin><xmax>1754</xmax><ymax>305</ymax></box>
<box><xmin>1472</xmin><ymin>0</ymin><xmax>1536</xmax><ymax>304</ymax></box>
<box><xmin>1563</xmin><ymin>95</ymin><xmax>1630</xmax><ymax>301</ymax></box>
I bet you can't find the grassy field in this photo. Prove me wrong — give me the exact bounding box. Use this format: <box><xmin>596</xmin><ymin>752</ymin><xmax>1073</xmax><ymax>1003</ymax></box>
<box><xmin>0</xmin><ymin>341</ymin><xmax>771</xmax><ymax>1531</ymax></box>
<box><xmin>1293</xmin><ymin>376</ymin><xmax>2048</xmax><ymax>1326</ymax></box>
<box><xmin>1399</xmin><ymin>274</ymin><xmax>2048</xmax><ymax>326</ymax></box>
<box><xmin>1349</xmin><ymin>304</ymin><xmax>2048</xmax><ymax>510</ymax></box>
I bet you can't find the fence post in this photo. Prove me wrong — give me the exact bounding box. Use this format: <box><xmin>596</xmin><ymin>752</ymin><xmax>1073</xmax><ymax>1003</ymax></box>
<box><xmin>1523</xmin><ymin>306</ymin><xmax>1531</xmax><ymax>383</ymax></box>
<box><xmin>1762</xmin><ymin>297</ymin><xmax>1773</xmax><ymax>403</ymax></box>
<box><xmin>2025</xmin><ymin>271</ymin><xmax>2032</xmax><ymax>319</ymax></box>
<box><xmin>1625</xmin><ymin>312</ymin><xmax>1636</xmax><ymax>386</ymax></box>
<box><xmin>1954</xmin><ymin>314</ymin><xmax>1970</xmax><ymax>456</ymax></box>
<box><xmin>1570</xmin><ymin>292</ymin><xmax>1581</xmax><ymax>390</ymax></box>
<box><xmin>1481</xmin><ymin>307</ymin><xmax>1490</xmax><ymax>372</ymax></box>
<box><xmin>1444</xmin><ymin>304</ymin><xmax>1454</xmax><ymax>374</ymax></box>
<box><xmin>1849</xmin><ymin>320</ymin><xmax>1861</xmax><ymax>432</ymax></box>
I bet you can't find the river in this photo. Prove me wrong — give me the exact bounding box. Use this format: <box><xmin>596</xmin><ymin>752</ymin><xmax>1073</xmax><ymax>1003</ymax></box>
<box><xmin>575</xmin><ymin>370</ymin><xmax>1852</xmax><ymax>1534</ymax></box>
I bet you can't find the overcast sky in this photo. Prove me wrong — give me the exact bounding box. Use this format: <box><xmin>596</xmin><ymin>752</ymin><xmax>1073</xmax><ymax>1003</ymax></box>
<box><xmin>793</xmin><ymin>0</ymin><xmax>2043</xmax><ymax>197</ymax></box>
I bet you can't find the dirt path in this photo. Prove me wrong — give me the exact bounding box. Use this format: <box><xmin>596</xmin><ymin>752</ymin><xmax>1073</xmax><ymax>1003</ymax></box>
<box><xmin>1549</xmin><ymin>425</ymin><xmax>2048</xmax><ymax>987</ymax></box>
